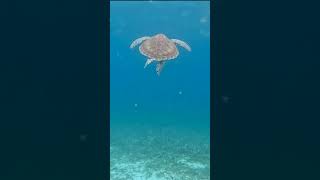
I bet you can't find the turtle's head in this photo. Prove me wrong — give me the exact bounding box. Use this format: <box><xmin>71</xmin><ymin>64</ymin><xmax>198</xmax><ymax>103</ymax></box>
<box><xmin>155</xmin><ymin>33</ymin><xmax>167</xmax><ymax>38</ymax></box>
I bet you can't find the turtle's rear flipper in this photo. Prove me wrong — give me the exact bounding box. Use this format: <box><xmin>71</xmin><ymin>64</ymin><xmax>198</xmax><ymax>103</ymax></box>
<box><xmin>156</xmin><ymin>61</ymin><xmax>165</xmax><ymax>76</ymax></box>
<box><xmin>144</xmin><ymin>58</ymin><xmax>154</xmax><ymax>68</ymax></box>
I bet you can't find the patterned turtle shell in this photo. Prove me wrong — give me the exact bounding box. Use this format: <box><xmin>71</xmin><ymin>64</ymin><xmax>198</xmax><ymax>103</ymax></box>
<box><xmin>139</xmin><ymin>34</ymin><xmax>179</xmax><ymax>61</ymax></box>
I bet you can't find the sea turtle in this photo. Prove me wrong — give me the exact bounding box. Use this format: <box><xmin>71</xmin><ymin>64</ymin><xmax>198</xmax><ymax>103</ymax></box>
<box><xmin>130</xmin><ymin>33</ymin><xmax>191</xmax><ymax>75</ymax></box>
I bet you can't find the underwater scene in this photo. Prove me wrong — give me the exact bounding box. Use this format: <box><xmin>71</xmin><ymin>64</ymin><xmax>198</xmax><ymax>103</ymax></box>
<box><xmin>110</xmin><ymin>1</ymin><xmax>210</xmax><ymax>179</ymax></box>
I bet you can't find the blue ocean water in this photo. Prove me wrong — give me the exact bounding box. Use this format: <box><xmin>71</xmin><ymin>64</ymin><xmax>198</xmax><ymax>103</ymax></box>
<box><xmin>110</xmin><ymin>1</ymin><xmax>210</xmax><ymax>179</ymax></box>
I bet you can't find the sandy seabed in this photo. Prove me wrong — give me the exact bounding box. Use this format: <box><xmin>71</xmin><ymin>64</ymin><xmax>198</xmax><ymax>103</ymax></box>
<box><xmin>110</xmin><ymin>123</ymin><xmax>210</xmax><ymax>180</ymax></box>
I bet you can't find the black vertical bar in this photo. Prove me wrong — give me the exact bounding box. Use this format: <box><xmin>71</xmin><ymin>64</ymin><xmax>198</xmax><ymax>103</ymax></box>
<box><xmin>0</xmin><ymin>0</ymin><xmax>109</xmax><ymax>179</ymax></box>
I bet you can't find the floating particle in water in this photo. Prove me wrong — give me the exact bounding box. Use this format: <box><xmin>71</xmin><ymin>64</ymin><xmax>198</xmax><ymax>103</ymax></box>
<box><xmin>200</xmin><ymin>29</ymin><xmax>210</xmax><ymax>37</ymax></box>
<box><xmin>134</xmin><ymin>104</ymin><xmax>138</xmax><ymax>113</ymax></box>
<box><xmin>181</xmin><ymin>10</ymin><xmax>191</xmax><ymax>17</ymax></box>
<box><xmin>178</xmin><ymin>91</ymin><xmax>183</xmax><ymax>95</ymax></box>
<box><xmin>80</xmin><ymin>134</ymin><xmax>88</xmax><ymax>142</ymax></box>
<box><xmin>222</xmin><ymin>96</ymin><xmax>231</xmax><ymax>104</ymax></box>
<box><xmin>200</xmin><ymin>16</ymin><xmax>208</xmax><ymax>23</ymax></box>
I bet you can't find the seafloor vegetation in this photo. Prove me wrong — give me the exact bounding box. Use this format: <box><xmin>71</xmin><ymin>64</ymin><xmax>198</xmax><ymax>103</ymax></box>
<box><xmin>111</xmin><ymin>121</ymin><xmax>210</xmax><ymax>180</ymax></box>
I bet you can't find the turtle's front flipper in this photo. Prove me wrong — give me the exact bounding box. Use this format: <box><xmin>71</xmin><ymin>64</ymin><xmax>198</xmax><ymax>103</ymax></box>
<box><xmin>130</xmin><ymin>36</ymin><xmax>150</xmax><ymax>48</ymax></box>
<box><xmin>171</xmin><ymin>39</ymin><xmax>191</xmax><ymax>51</ymax></box>
<box><xmin>156</xmin><ymin>61</ymin><xmax>165</xmax><ymax>76</ymax></box>
<box><xmin>144</xmin><ymin>58</ymin><xmax>154</xmax><ymax>68</ymax></box>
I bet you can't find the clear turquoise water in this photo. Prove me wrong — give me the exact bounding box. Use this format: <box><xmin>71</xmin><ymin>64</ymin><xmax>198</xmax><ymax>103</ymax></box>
<box><xmin>110</xmin><ymin>1</ymin><xmax>210</xmax><ymax>179</ymax></box>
